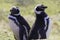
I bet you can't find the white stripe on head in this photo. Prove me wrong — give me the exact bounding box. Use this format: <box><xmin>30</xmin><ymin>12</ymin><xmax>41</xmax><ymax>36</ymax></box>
<box><xmin>34</xmin><ymin>4</ymin><xmax>42</xmax><ymax>10</ymax></box>
<box><xmin>10</xmin><ymin>6</ymin><xmax>16</xmax><ymax>10</ymax></box>
<box><xmin>10</xmin><ymin>6</ymin><xmax>19</xmax><ymax>10</ymax></box>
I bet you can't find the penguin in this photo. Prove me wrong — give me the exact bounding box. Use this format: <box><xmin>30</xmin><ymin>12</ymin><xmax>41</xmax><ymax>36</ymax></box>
<box><xmin>28</xmin><ymin>4</ymin><xmax>51</xmax><ymax>40</ymax></box>
<box><xmin>8</xmin><ymin>6</ymin><xmax>30</xmax><ymax>40</ymax></box>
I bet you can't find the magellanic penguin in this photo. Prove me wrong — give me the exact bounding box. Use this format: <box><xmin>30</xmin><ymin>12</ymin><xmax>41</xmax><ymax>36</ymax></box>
<box><xmin>8</xmin><ymin>6</ymin><xmax>30</xmax><ymax>40</ymax></box>
<box><xmin>28</xmin><ymin>4</ymin><xmax>52</xmax><ymax>40</ymax></box>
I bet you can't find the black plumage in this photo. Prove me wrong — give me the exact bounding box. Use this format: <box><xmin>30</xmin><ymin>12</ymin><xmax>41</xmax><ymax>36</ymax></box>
<box><xmin>28</xmin><ymin>4</ymin><xmax>50</xmax><ymax>40</ymax></box>
<box><xmin>8</xmin><ymin>6</ymin><xmax>30</xmax><ymax>40</ymax></box>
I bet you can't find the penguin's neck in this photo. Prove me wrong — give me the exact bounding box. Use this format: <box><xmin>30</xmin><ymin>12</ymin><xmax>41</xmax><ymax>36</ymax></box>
<box><xmin>36</xmin><ymin>14</ymin><xmax>41</xmax><ymax>19</ymax></box>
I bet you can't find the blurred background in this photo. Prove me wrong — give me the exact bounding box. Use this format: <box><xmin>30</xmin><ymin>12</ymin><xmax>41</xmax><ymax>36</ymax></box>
<box><xmin>0</xmin><ymin>0</ymin><xmax>60</xmax><ymax>40</ymax></box>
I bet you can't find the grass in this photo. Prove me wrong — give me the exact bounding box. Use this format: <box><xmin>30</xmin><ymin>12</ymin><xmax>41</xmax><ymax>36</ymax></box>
<box><xmin>0</xmin><ymin>0</ymin><xmax>60</xmax><ymax>40</ymax></box>
<box><xmin>0</xmin><ymin>20</ymin><xmax>15</xmax><ymax>40</ymax></box>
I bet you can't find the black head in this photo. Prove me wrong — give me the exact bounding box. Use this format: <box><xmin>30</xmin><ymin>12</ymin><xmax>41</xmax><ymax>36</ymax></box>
<box><xmin>35</xmin><ymin>4</ymin><xmax>47</xmax><ymax>11</ymax></box>
<box><xmin>10</xmin><ymin>6</ymin><xmax>20</xmax><ymax>14</ymax></box>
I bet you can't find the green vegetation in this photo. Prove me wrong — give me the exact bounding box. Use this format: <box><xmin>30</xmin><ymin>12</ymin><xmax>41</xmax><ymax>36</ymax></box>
<box><xmin>0</xmin><ymin>0</ymin><xmax>60</xmax><ymax>40</ymax></box>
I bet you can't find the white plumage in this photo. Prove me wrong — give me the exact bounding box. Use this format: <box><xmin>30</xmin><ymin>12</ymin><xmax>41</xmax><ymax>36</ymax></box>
<box><xmin>9</xmin><ymin>19</ymin><xmax>20</xmax><ymax>40</ymax></box>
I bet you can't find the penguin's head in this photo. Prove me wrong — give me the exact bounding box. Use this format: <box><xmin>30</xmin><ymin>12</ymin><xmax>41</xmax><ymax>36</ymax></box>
<box><xmin>34</xmin><ymin>4</ymin><xmax>47</xmax><ymax>14</ymax></box>
<box><xmin>10</xmin><ymin>6</ymin><xmax>20</xmax><ymax>15</ymax></box>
